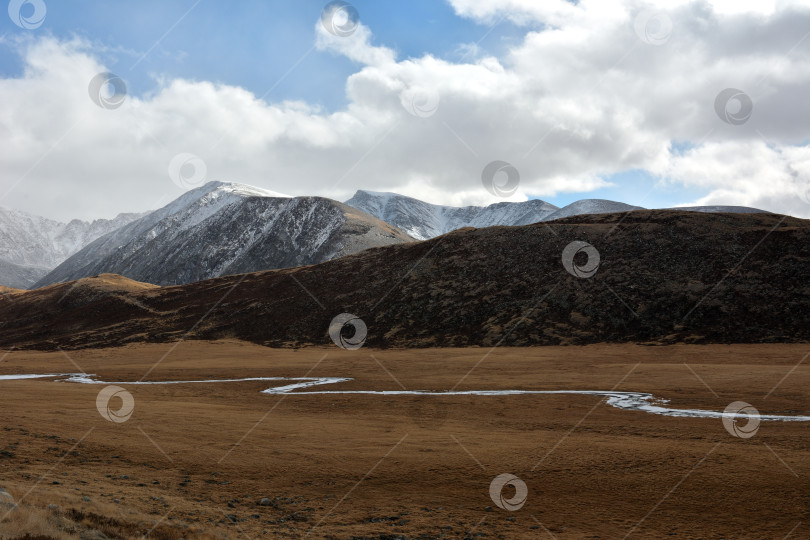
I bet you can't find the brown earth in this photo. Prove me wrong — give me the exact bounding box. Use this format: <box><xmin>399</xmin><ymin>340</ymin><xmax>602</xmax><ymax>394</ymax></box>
<box><xmin>0</xmin><ymin>341</ymin><xmax>808</xmax><ymax>538</ymax></box>
<box><xmin>1</xmin><ymin>210</ymin><xmax>809</xmax><ymax>351</ymax></box>
<box><xmin>0</xmin><ymin>287</ymin><xmax>23</xmax><ymax>296</ymax></box>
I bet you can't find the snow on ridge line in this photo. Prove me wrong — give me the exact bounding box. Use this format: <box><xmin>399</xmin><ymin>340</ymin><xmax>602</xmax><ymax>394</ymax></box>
<box><xmin>160</xmin><ymin>181</ymin><xmax>289</xmax><ymax>216</ymax></box>
<box><xmin>211</xmin><ymin>181</ymin><xmax>291</xmax><ymax>199</ymax></box>
<box><xmin>125</xmin><ymin>181</ymin><xmax>292</xmax><ymax>241</ymax></box>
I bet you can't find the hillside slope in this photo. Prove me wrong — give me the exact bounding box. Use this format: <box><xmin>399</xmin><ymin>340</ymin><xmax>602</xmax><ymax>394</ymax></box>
<box><xmin>2</xmin><ymin>211</ymin><xmax>808</xmax><ymax>350</ymax></box>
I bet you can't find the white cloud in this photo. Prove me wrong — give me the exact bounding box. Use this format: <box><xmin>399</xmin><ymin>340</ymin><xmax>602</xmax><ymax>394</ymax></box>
<box><xmin>447</xmin><ymin>0</ymin><xmax>585</xmax><ymax>27</ymax></box>
<box><xmin>656</xmin><ymin>141</ymin><xmax>810</xmax><ymax>213</ymax></box>
<box><xmin>315</xmin><ymin>20</ymin><xmax>396</xmax><ymax>66</ymax></box>
<box><xmin>448</xmin><ymin>0</ymin><xmax>810</xmax><ymax>25</ymax></box>
<box><xmin>1</xmin><ymin>0</ymin><xmax>810</xmax><ymax>222</ymax></box>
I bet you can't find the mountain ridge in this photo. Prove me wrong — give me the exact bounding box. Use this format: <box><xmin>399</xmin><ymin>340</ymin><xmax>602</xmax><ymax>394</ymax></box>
<box><xmin>3</xmin><ymin>210</ymin><xmax>807</xmax><ymax>350</ymax></box>
<box><xmin>7</xmin><ymin>183</ymin><xmax>775</xmax><ymax>289</ymax></box>
<box><xmin>34</xmin><ymin>182</ymin><xmax>413</xmax><ymax>288</ymax></box>
<box><xmin>345</xmin><ymin>190</ymin><xmax>560</xmax><ymax>240</ymax></box>
<box><xmin>345</xmin><ymin>190</ymin><xmax>770</xmax><ymax>240</ymax></box>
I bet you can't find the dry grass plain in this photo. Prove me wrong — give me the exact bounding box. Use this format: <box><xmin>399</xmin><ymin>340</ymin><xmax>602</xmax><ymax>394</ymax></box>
<box><xmin>0</xmin><ymin>341</ymin><xmax>808</xmax><ymax>539</ymax></box>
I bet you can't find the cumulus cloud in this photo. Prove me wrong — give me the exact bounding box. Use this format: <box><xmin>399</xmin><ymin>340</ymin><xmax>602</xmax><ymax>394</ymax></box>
<box><xmin>0</xmin><ymin>0</ymin><xmax>809</xmax><ymax>221</ymax></box>
<box><xmin>655</xmin><ymin>141</ymin><xmax>810</xmax><ymax>212</ymax></box>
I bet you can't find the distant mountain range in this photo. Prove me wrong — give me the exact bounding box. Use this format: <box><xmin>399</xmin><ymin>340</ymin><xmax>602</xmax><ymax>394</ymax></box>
<box><xmin>345</xmin><ymin>190</ymin><xmax>768</xmax><ymax>240</ymax></box>
<box><xmin>34</xmin><ymin>182</ymin><xmax>410</xmax><ymax>288</ymax></box>
<box><xmin>345</xmin><ymin>190</ymin><xmax>560</xmax><ymax>240</ymax></box>
<box><xmin>1</xmin><ymin>182</ymin><xmax>772</xmax><ymax>289</ymax></box>
<box><xmin>0</xmin><ymin>208</ymin><xmax>143</xmax><ymax>288</ymax></box>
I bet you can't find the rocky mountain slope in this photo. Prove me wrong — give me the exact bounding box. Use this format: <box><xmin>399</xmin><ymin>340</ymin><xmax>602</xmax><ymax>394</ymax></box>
<box><xmin>2</xmin><ymin>210</ymin><xmax>807</xmax><ymax>350</ymax></box>
<box><xmin>0</xmin><ymin>207</ymin><xmax>142</xmax><ymax>288</ymax></box>
<box><xmin>35</xmin><ymin>182</ymin><xmax>412</xmax><ymax>287</ymax></box>
<box><xmin>0</xmin><ymin>259</ymin><xmax>50</xmax><ymax>290</ymax></box>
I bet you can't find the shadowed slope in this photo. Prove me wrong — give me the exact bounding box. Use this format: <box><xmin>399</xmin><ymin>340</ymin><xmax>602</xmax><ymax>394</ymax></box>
<box><xmin>2</xmin><ymin>210</ymin><xmax>809</xmax><ymax>349</ymax></box>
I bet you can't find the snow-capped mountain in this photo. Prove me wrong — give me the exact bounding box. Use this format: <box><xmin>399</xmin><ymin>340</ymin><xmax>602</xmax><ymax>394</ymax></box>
<box><xmin>0</xmin><ymin>207</ymin><xmax>143</xmax><ymax>288</ymax></box>
<box><xmin>35</xmin><ymin>182</ymin><xmax>412</xmax><ymax>288</ymax></box>
<box><xmin>345</xmin><ymin>190</ymin><xmax>559</xmax><ymax>240</ymax></box>
<box><xmin>346</xmin><ymin>191</ymin><xmax>772</xmax><ymax>239</ymax></box>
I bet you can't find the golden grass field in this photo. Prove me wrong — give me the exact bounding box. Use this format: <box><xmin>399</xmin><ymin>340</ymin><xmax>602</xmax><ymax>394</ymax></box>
<box><xmin>0</xmin><ymin>341</ymin><xmax>808</xmax><ymax>538</ymax></box>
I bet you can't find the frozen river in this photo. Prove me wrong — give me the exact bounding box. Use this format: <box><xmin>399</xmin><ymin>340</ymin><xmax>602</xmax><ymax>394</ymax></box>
<box><xmin>2</xmin><ymin>373</ymin><xmax>808</xmax><ymax>422</ymax></box>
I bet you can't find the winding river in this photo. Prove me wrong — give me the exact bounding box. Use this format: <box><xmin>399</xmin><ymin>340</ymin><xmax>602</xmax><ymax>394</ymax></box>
<box><xmin>2</xmin><ymin>373</ymin><xmax>808</xmax><ymax>422</ymax></box>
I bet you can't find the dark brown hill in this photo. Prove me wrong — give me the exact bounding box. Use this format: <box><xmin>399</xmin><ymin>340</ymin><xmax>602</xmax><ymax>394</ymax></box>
<box><xmin>1</xmin><ymin>210</ymin><xmax>808</xmax><ymax>350</ymax></box>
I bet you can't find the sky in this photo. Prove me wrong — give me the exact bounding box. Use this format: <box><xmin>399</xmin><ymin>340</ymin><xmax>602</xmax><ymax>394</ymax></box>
<box><xmin>0</xmin><ymin>0</ymin><xmax>809</xmax><ymax>221</ymax></box>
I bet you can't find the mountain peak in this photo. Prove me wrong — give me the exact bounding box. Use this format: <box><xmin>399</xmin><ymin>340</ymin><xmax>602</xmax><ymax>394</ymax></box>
<box><xmin>352</xmin><ymin>189</ymin><xmax>398</xmax><ymax>197</ymax></box>
<box><xmin>193</xmin><ymin>180</ymin><xmax>290</xmax><ymax>199</ymax></box>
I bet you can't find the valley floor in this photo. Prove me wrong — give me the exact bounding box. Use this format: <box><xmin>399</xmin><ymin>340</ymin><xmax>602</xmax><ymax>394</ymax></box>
<box><xmin>0</xmin><ymin>341</ymin><xmax>807</xmax><ymax>539</ymax></box>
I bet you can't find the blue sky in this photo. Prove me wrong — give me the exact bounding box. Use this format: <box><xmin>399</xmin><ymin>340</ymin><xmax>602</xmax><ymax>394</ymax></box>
<box><xmin>1</xmin><ymin>0</ymin><xmax>809</xmax><ymax>220</ymax></box>
<box><xmin>0</xmin><ymin>0</ymin><xmax>523</xmax><ymax>110</ymax></box>
<box><xmin>532</xmin><ymin>170</ymin><xmax>709</xmax><ymax>210</ymax></box>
